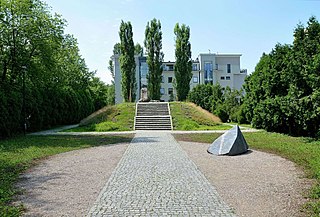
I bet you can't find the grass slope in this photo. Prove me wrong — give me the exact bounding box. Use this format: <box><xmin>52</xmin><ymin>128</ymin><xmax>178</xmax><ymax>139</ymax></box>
<box><xmin>170</xmin><ymin>102</ymin><xmax>231</xmax><ymax>130</ymax></box>
<box><xmin>173</xmin><ymin>132</ymin><xmax>320</xmax><ymax>215</ymax></box>
<box><xmin>66</xmin><ymin>103</ymin><xmax>135</xmax><ymax>132</ymax></box>
<box><xmin>0</xmin><ymin>134</ymin><xmax>133</xmax><ymax>216</ymax></box>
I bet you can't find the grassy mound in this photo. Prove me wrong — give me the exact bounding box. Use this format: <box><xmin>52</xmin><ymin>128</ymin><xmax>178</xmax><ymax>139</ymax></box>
<box><xmin>66</xmin><ymin>103</ymin><xmax>135</xmax><ymax>132</ymax></box>
<box><xmin>170</xmin><ymin>102</ymin><xmax>231</xmax><ymax>130</ymax></box>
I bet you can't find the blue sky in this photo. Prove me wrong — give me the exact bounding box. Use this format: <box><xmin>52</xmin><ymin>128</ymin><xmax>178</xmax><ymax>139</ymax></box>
<box><xmin>45</xmin><ymin>0</ymin><xmax>320</xmax><ymax>84</ymax></box>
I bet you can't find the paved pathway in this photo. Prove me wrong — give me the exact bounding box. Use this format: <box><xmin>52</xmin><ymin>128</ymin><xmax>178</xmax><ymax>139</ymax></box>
<box><xmin>28</xmin><ymin>124</ymin><xmax>79</xmax><ymax>135</ymax></box>
<box><xmin>88</xmin><ymin>132</ymin><xmax>235</xmax><ymax>216</ymax></box>
<box><xmin>30</xmin><ymin>128</ymin><xmax>260</xmax><ymax>136</ymax></box>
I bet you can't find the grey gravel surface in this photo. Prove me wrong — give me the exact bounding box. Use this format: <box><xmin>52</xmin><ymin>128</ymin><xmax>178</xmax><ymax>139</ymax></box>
<box><xmin>88</xmin><ymin>132</ymin><xmax>235</xmax><ymax>216</ymax></box>
<box><xmin>179</xmin><ymin>141</ymin><xmax>312</xmax><ymax>217</ymax></box>
<box><xmin>16</xmin><ymin>143</ymin><xmax>128</xmax><ymax>217</ymax></box>
<box><xmin>16</xmin><ymin>132</ymin><xmax>311</xmax><ymax>217</ymax></box>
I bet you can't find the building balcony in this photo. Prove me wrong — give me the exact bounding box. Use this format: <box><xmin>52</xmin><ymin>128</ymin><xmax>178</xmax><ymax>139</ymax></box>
<box><xmin>240</xmin><ymin>69</ymin><xmax>247</xmax><ymax>74</ymax></box>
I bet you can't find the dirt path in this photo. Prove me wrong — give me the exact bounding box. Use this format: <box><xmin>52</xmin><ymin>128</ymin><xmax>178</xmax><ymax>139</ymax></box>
<box><xmin>179</xmin><ymin>141</ymin><xmax>312</xmax><ymax>217</ymax></box>
<box><xmin>15</xmin><ymin>138</ymin><xmax>311</xmax><ymax>216</ymax></box>
<box><xmin>16</xmin><ymin>143</ymin><xmax>128</xmax><ymax>216</ymax></box>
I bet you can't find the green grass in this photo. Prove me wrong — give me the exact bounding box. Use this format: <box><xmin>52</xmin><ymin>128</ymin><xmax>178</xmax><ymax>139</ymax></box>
<box><xmin>170</xmin><ymin>102</ymin><xmax>231</xmax><ymax>131</ymax></box>
<box><xmin>228</xmin><ymin>122</ymin><xmax>253</xmax><ymax>129</ymax></box>
<box><xmin>0</xmin><ymin>134</ymin><xmax>134</xmax><ymax>216</ymax></box>
<box><xmin>173</xmin><ymin>131</ymin><xmax>320</xmax><ymax>215</ymax></box>
<box><xmin>65</xmin><ymin>103</ymin><xmax>135</xmax><ymax>132</ymax></box>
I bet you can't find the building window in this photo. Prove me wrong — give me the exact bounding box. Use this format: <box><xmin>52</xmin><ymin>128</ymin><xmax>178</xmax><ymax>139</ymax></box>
<box><xmin>140</xmin><ymin>61</ymin><xmax>148</xmax><ymax>87</ymax></box>
<box><xmin>168</xmin><ymin>88</ymin><xmax>173</xmax><ymax>95</ymax></box>
<box><xmin>204</xmin><ymin>62</ymin><xmax>213</xmax><ymax>84</ymax></box>
<box><xmin>227</xmin><ymin>64</ymin><xmax>231</xmax><ymax>73</ymax></box>
<box><xmin>160</xmin><ymin>88</ymin><xmax>165</xmax><ymax>95</ymax></box>
<box><xmin>192</xmin><ymin>64</ymin><xmax>198</xmax><ymax>71</ymax></box>
<box><xmin>161</xmin><ymin>75</ymin><xmax>164</xmax><ymax>83</ymax></box>
<box><xmin>226</xmin><ymin>76</ymin><xmax>231</xmax><ymax>80</ymax></box>
<box><xmin>220</xmin><ymin>76</ymin><xmax>225</xmax><ymax>80</ymax></box>
<box><xmin>193</xmin><ymin>76</ymin><xmax>198</xmax><ymax>83</ymax></box>
<box><xmin>168</xmin><ymin>65</ymin><xmax>174</xmax><ymax>71</ymax></box>
<box><xmin>168</xmin><ymin>77</ymin><xmax>173</xmax><ymax>83</ymax></box>
<box><xmin>215</xmin><ymin>64</ymin><xmax>218</xmax><ymax>70</ymax></box>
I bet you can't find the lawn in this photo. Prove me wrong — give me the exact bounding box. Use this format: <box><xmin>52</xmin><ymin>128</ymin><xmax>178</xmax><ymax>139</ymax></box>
<box><xmin>173</xmin><ymin>131</ymin><xmax>320</xmax><ymax>215</ymax></box>
<box><xmin>169</xmin><ymin>102</ymin><xmax>231</xmax><ymax>131</ymax></box>
<box><xmin>65</xmin><ymin>103</ymin><xmax>135</xmax><ymax>132</ymax></box>
<box><xmin>0</xmin><ymin>134</ymin><xmax>134</xmax><ymax>216</ymax></box>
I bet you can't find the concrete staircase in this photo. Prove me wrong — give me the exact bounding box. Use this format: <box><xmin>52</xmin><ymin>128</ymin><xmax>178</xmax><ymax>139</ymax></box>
<box><xmin>134</xmin><ymin>102</ymin><xmax>173</xmax><ymax>131</ymax></box>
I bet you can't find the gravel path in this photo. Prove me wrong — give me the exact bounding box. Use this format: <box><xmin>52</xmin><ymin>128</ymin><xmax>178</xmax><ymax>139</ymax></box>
<box><xmin>179</xmin><ymin>141</ymin><xmax>311</xmax><ymax>217</ymax></box>
<box><xmin>16</xmin><ymin>133</ymin><xmax>311</xmax><ymax>216</ymax></box>
<box><xmin>17</xmin><ymin>143</ymin><xmax>128</xmax><ymax>216</ymax></box>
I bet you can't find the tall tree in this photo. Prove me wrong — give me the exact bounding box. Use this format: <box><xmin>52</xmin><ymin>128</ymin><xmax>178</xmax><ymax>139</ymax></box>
<box><xmin>243</xmin><ymin>16</ymin><xmax>320</xmax><ymax>137</ymax></box>
<box><xmin>113</xmin><ymin>42</ymin><xmax>121</xmax><ymax>55</ymax></box>
<box><xmin>119</xmin><ymin>20</ymin><xmax>136</xmax><ymax>102</ymax></box>
<box><xmin>135</xmin><ymin>43</ymin><xmax>143</xmax><ymax>56</ymax></box>
<box><xmin>0</xmin><ymin>0</ymin><xmax>106</xmax><ymax>139</ymax></box>
<box><xmin>107</xmin><ymin>44</ymin><xmax>117</xmax><ymax>105</ymax></box>
<box><xmin>144</xmin><ymin>18</ymin><xmax>163</xmax><ymax>100</ymax></box>
<box><xmin>174</xmin><ymin>23</ymin><xmax>192</xmax><ymax>101</ymax></box>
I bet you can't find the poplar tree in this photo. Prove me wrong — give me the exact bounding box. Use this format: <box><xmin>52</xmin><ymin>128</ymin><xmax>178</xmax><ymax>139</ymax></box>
<box><xmin>144</xmin><ymin>18</ymin><xmax>163</xmax><ymax>100</ymax></box>
<box><xmin>119</xmin><ymin>21</ymin><xmax>136</xmax><ymax>102</ymax></box>
<box><xmin>174</xmin><ymin>23</ymin><xmax>192</xmax><ymax>101</ymax></box>
<box><xmin>135</xmin><ymin>43</ymin><xmax>143</xmax><ymax>56</ymax></box>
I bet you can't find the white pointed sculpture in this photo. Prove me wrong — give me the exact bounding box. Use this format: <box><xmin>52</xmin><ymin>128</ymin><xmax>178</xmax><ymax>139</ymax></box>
<box><xmin>207</xmin><ymin>125</ymin><xmax>249</xmax><ymax>156</ymax></box>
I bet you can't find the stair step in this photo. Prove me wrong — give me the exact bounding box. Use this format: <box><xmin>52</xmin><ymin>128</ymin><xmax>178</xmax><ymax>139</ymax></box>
<box><xmin>135</xmin><ymin>102</ymin><xmax>172</xmax><ymax>131</ymax></box>
<box><xmin>135</xmin><ymin>122</ymin><xmax>171</xmax><ymax>124</ymax></box>
<box><xmin>134</xmin><ymin>127</ymin><xmax>172</xmax><ymax>130</ymax></box>
<box><xmin>135</xmin><ymin>121</ymin><xmax>171</xmax><ymax>123</ymax></box>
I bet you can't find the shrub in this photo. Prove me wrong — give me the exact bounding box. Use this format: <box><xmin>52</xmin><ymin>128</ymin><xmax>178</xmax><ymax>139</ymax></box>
<box><xmin>214</xmin><ymin>103</ymin><xmax>229</xmax><ymax>123</ymax></box>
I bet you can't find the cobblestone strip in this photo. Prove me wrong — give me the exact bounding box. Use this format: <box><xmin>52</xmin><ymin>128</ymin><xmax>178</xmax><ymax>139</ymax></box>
<box><xmin>88</xmin><ymin>132</ymin><xmax>235</xmax><ymax>216</ymax></box>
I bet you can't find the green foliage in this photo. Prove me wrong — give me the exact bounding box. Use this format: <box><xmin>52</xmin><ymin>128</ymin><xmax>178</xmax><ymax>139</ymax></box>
<box><xmin>174</xmin><ymin>23</ymin><xmax>192</xmax><ymax>101</ymax></box>
<box><xmin>134</xmin><ymin>43</ymin><xmax>143</xmax><ymax>56</ymax></box>
<box><xmin>144</xmin><ymin>18</ymin><xmax>163</xmax><ymax>100</ymax></box>
<box><xmin>119</xmin><ymin>21</ymin><xmax>136</xmax><ymax>102</ymax></box>
<box><xmin>113</xmin><ymin>42</ymin><xmax>121</xmax><ymax>55</ymax></box>
<box><xmin>214</xmin><ymin>103</ymin><xmax>228</xmax><ymax>122</ymax></box>
<box><xmin>219</xmin><ymin>87</ymin><xmax>243</xmax><ymax>122</ymax></box>
<box><xmin>0</xmin><ymin>134</ymin><xmax>133</xmax><ymax>216</ymax></box>
<box><xmin>89</xmin><ymin>77</ymin><xmax>114</xmax><ymax>110</ymax></box>
<box><xmin>234</xmin><ymin>104</ymin><xmax>247</xmax><ymax>124</ymax></box>
<box><xmin>188</xmin><ymin>84</ymin><xmax>217</xmax><ymax>111</ymax></box>
<box><xmin>108</xmin><ymin>59</ymin><xmax>115</xmax><ymax>81</ymax></box>
<box><xmin>106</xmin><ymin>83</ymin><xmax>115</xmax><ymax>106</ymax></box>
<box><xmin>173</xmin><ymin>131</ymin><xmax>320</xmax><ymax>215</ymax></box>
<box><xmin>0</xmin><ymin>0</ymin><xmax>107</xmax><ymax>138</ymax></box>
<box><xmin>243</xmin><ymin>16</ymin><xmax>320</xmax><ymax>137</ymax></box>
<box><xmin>188</xmin><ymin>84</ymin><xmax>244</xmax><ymax>123</ymax></box>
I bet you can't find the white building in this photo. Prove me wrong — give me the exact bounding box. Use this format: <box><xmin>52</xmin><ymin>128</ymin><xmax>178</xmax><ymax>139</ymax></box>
<box><xmin>113</xmin><ymin>53</ymin><xmax>247</xmax><ymax>104</ymax></box>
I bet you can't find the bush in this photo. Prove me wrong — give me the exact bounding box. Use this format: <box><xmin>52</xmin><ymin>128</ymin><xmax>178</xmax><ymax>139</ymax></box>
<box><xmin>235</xmin><ymin>104</ymin><xmax>247</xmax><ymax>124</ymax></box>
<box><xmin>214</xmin><ymin>103</ymin><xmax>229</xmax><ymax>123</ymax></box>
<box><xmin>188</xmin><ymin>84</ymin><xmax>214</xmax><ymax>111</ymax></box>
